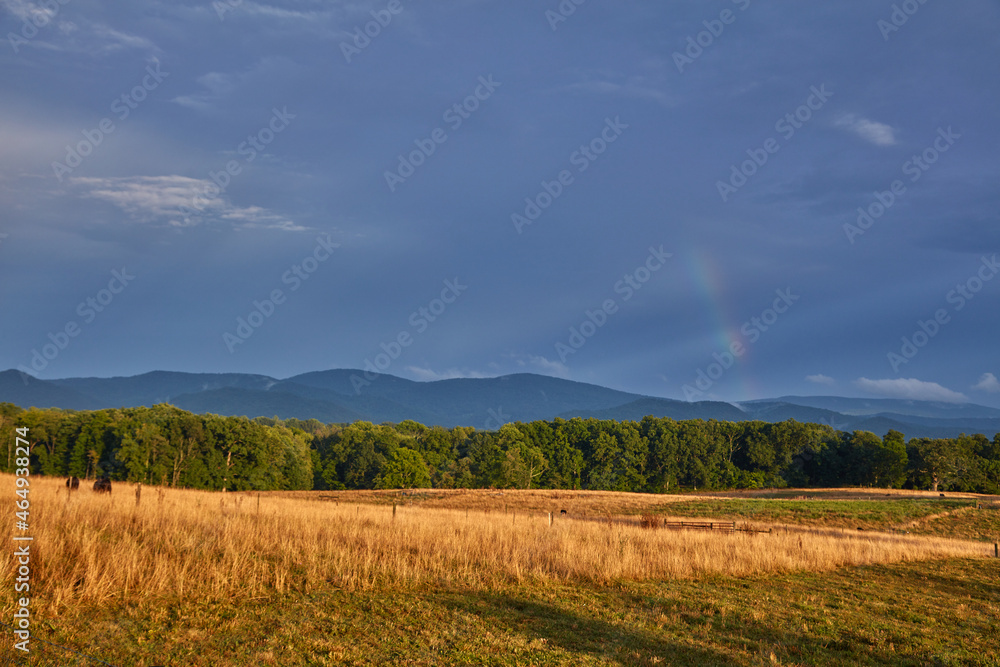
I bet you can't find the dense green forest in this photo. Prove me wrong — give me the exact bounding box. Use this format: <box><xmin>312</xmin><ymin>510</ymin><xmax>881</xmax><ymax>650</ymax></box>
<box><xmin>2</xmin><ymin>402</ymin><xmax>999</xmax><ymax>494</ymax></box>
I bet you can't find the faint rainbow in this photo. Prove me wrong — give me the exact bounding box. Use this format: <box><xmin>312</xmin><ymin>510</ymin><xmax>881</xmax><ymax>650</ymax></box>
<box><xmin>684</xmin><ymin>250</ymin><xmax>762</xmax><ymax>401</ymax></box>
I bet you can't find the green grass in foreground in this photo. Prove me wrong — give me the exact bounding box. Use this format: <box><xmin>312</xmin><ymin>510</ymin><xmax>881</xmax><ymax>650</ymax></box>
<box><xmin>4</xmin><ymin>558</ymin><xmax>998</xmax><ymax>666</ymax></box>
<box><xmin>659</xmin><ymin>498</ymin><xmax>976</xmax><ymax>530</ymax></box>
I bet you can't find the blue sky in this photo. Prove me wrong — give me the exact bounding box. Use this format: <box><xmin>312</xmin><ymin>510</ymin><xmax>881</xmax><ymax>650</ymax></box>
<box><xmin>2</xmin><ymin>0</ymin><xmax>998</xmax><ymax>407</ymax></box>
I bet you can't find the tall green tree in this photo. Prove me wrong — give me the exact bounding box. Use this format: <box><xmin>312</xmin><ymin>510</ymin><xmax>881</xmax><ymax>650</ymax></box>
<box><xmin>376</xmin><ymin>448</ymin><xmax>431</xmax><ymax>489</ymax></box>
<box><xmin>907</xmin><ymin>437</ymin><xmax>972</xmax><ymax>492</ymax></box>
<box><xmin>641</xmin><ymin>416</ymin><xmax>680</xmax><ymax>492</ymax></box>
<box><xmin>874</xmin><ymin>430</ymin><xmax>908</xmax><ymax>488</ymax></box>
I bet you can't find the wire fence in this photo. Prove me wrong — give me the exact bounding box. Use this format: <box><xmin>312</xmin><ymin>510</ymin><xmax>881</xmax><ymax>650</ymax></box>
<box><xmin>0</xmin><ymin>622</ymin><xmax>119</xmax><ymax>666</ymax></box>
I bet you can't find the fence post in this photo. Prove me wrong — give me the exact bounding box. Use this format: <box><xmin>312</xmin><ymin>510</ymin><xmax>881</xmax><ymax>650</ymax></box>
<box><xmin>135</xmin><ymin>483</ymin><xmax>141</xmax><ymax>507</ymax></box>
<box><xmin>392</xmin><ymin>503</ymin><xmax>397</xmax><ymax>521</ymax></box>
<box><xmin>548</xmin><ymin>512</ymin><xmax>553</xmax><ymax>527</ymax></box>
<box><xmin>995</xmin><ymin>543</ymin><xmax>998</xmax><ymax>558</ymax></box>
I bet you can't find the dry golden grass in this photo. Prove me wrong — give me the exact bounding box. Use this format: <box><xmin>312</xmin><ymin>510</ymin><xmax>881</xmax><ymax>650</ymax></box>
<box><xmin>2</xmin><ymin>475</ymin><xmax>993</xmax><ymax>616</ymax></box>
<box><xmin>268</xmin><ymin>487</ymin><xmax>705</xmax><ymax>515</ymax></box>
<box><xmin>270</xmin><ymin>486</ymin><xmax>1000</xmax><ymax>514</ymax></box>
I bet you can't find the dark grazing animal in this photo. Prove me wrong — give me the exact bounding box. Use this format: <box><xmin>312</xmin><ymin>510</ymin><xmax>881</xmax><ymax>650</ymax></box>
<box><xmin>93</xmin><ymin>477</ymin><xmax>112</xmax><ymax>494</ymax></box>
<box><xmin>66</xmin><ymin>476</ymin><xmax>80</xmax><ymax>490</ymax></box>
<box><xmin>560</xmin><ymin>509</ymin><xmax>567</xmax><ymax>514</ymax></box>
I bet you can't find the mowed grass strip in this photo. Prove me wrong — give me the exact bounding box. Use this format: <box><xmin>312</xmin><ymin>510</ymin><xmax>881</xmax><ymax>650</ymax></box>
<box><xmin>5</xmin><ymin>558</ymin><xmax>998</xmax><ymax>666</ymax></box>
<box><xmin>907</xmin><ymin>504</ymin><xmax>1000</xmax><ymax>542</ymax></box>
<box><xmin>659</xmin><ymin>498</ymin><xmax>981</xmax><ymax>531</ymax></box>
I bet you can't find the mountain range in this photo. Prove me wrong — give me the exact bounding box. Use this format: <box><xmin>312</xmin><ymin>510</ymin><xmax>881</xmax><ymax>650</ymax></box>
<box><xmin>2</xmin><ymin>369</ymin><xmax>999</xmax><ymax>439</ymax></box>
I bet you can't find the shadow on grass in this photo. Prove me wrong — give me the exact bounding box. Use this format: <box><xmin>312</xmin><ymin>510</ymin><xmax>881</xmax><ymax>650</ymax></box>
<box><xmin>440</xmin><ymin>566</ymin><xmax>1000</xmax><ymax>667</ymax></box>
<box><xmin>442</xmin><ymin>591</ymin><xmax>735</xmax><ymax>666</ymax></box>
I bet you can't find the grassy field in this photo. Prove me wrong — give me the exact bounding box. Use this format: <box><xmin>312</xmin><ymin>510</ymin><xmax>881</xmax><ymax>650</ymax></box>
<box><xmin>906</xmin><ymin>506</ymin><xmax>1000</xmax><ymax>542</ymax></box>
<box><xmin>2</xmin><ymin>477</ymin><xmax>999</xmax><ymax>666</ymax></box>
<box><xmin>269</xmin><ymin>487</ymin><xmax>702</xmax><ymax>515</ymax></box>
<box><xmin>6</xmin><ymin>559</ymin><xmax>999</xmax><ymax>666</ymax></box>
<box><xmin>653</xmin><ymin>498</ymin><xmax>978</xmax><ymax>531</ymax></box>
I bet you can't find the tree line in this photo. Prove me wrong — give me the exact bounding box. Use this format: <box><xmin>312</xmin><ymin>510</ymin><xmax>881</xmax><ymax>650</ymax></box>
<box><xmin>2</xmin><ymin>402</ymin><xmax>998</xmax><ymax>494</ymax></box>
<box><xmin>1</xmin><ymin>403</ymin><xmax>311</xmax><ymax>491</ymax></box>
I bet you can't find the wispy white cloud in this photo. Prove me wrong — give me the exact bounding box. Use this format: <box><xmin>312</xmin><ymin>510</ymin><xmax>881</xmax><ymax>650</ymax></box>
<box><xmin>1</xmin><ymin>0</ymin><xmax>55</xmax><ymax>22</ymax></box>
<box><xmin>554</xmin><ymin>69</ymin><xmax>674</xmax><ymax>107</ymax></box>
<box><xmin>805</xmin><ymin>373</ymin><xmax>836</xmax><ymax>386</ymax></box>
<box><xmin>836</xmin><ymin>114</ymin><xmax>897</xmax><ymax>146</ymax></box>
<box><xmin>218</xmin><ymin>0</ymin><xmax>380</xmax><ymax>23</ymax></box>
<box><xmin>196</xmin><ymin>0</ymin><xmax>413</xmax><ymax>41</ymax></box>
<box><xmin>972</xmin><ymin>372</ymin><xmax>1000</xmax><ymax>393</ymax></box>
<box><xmin>1</xmin><ymin>1</ymin><xmax>159</xmax><ymax>57</ymax></box>
<box><xmin>405</xmin><ymin>366</ymin><xmax>493</xmax><ymax>382</ymax></box>
<box><xmin>420</xmin><ymin>354</ymin><xmax>572</xmax><ymax>382</ymax></box>
<box><xmin>508</xmin><ymin>353</ymin><xmax>570</xmax><ymax>379</ymax></box>
<box><xmin>69</xmin><ymin>175</ymin><xmax>305</xmax><ymax>231</ymax></box>
<box><xmin>87</xmin><ymin>21</ymin><xmax>158</xmax><ymax>54</ymax></box>
<box><xmin>172</xmin><ymin>72</ymin><xmax>242</xmax><ymax>112</ymax></box>
<box><xmin>854</xmin><ymin>377</ymin><xmax>967</xmax><ymax>403</ymax></box>
<box><xmin>172</xmin><ymin>57</ymin><xmax>296</xmax><ymax>112</ymax></box>
<box><xmin>238</xmin><ymin>2</ymin><xmax>340</xmax><ymax>22</ymax></box>
<box><xmin>558</xmin><ymin>80</ymin><xmax>673</xmax><ymax>106</ymax></box>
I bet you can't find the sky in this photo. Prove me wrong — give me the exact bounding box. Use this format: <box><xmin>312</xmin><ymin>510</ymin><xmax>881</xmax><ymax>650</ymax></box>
<box><xmin>1</xmin><ymin>0</ymin><xmax>998</xmax><ymax>408</ymax></box>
